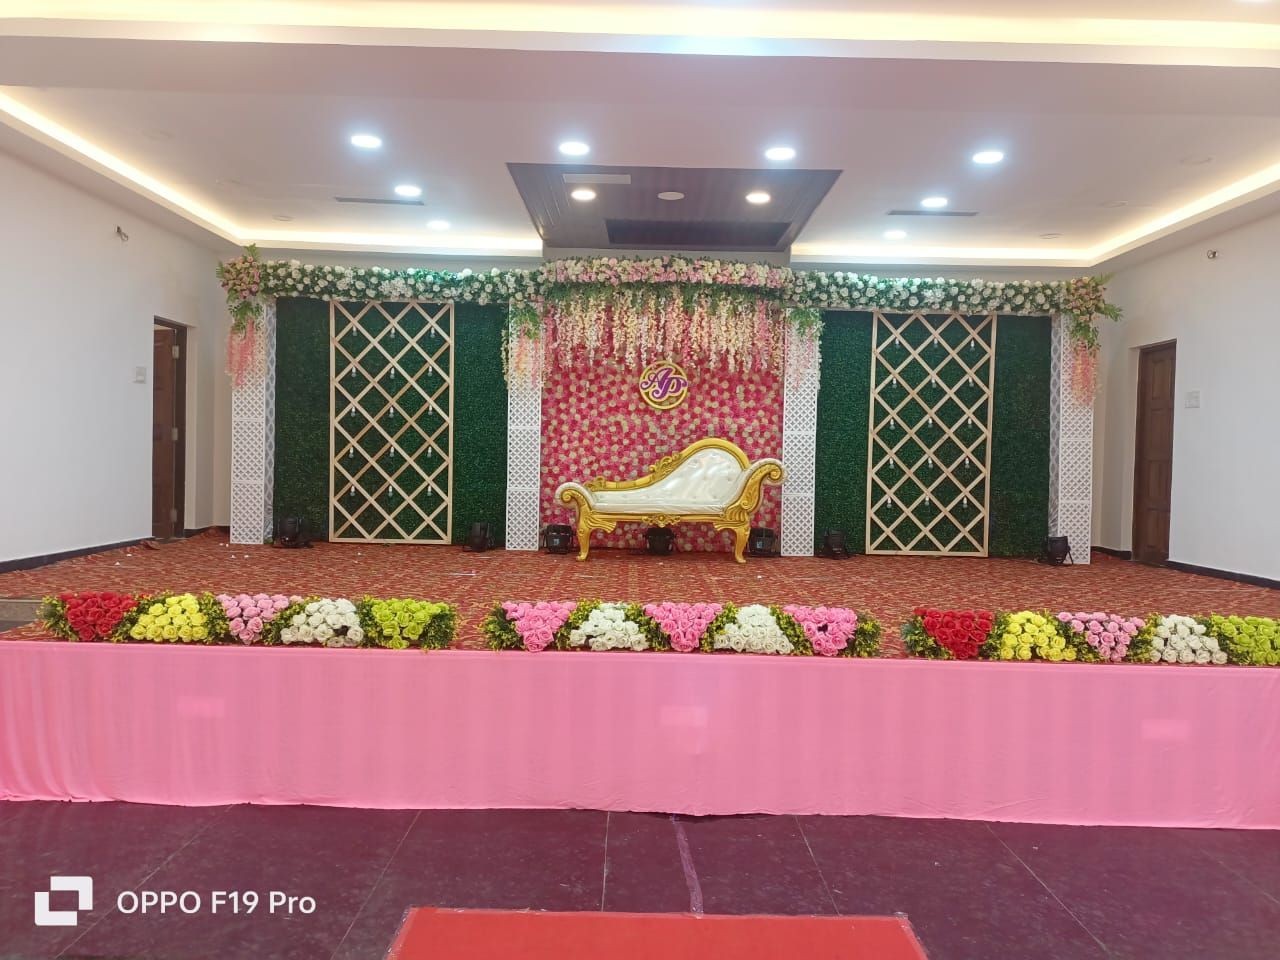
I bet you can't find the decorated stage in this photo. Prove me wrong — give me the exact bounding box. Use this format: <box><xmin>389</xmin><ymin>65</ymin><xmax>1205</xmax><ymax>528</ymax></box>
<box><xmin>4</xmin><ymin>536</ymin><xmax>1280</xmax><ymax>827</ymax></box>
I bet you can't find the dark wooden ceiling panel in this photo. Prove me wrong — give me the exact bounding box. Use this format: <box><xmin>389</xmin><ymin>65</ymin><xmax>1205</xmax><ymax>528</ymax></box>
<box><xmin>507</xmin><ymin>163</ymin><xmax>840</xmax><ymax>252</ymax></box>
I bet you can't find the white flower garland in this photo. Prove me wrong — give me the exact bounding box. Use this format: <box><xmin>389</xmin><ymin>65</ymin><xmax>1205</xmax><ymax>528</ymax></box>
<box><xmin>280</xmin><ymin>598</ymin><xmax>364</xmax><ymax>647</ymax></box>
<box><xmin>1149</xmin><ymin>614</ymin><xmax>1227</xmax><ymax>665</ymax></box>
<box><xmin>567</xmin><ymin>602</ymin><xmax>648</xmax><ymax>652</ymax></box>
<box><xmin>715</xmin><ymin>604</ymin><xmax>794</xmax><ymax>655</ymax></box>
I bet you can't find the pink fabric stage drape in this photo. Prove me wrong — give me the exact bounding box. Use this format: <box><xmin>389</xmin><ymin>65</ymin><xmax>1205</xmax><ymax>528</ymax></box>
<box><xmin>3</xmin><ymin>641</ymin><xmax>1278</xmax><ymax>828</ymax></box>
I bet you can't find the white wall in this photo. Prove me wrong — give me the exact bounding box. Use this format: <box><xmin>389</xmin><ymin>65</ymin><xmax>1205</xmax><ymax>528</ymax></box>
<box><xmin>0</xmin><ymin>149</ymin><xmax>230</xmax><ymax>562</ymax></box>
<box><xmin>1094</xmin><ymin>209</ymin><xmax>1280</xmax><ymax>580</ymax></box>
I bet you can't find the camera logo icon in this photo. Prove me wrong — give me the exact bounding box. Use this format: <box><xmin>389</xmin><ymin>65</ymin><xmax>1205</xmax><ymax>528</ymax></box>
<box><xmin>34</xmin><ymin>876</ymin><xmax>93</xmax><ymax>927</ymax></box>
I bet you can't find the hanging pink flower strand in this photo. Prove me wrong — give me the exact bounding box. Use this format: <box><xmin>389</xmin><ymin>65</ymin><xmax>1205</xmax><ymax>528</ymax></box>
<box><xmin>225</xmin><ymin>320</ymin><xmax>257</xmax><ymax>387</ymax></box>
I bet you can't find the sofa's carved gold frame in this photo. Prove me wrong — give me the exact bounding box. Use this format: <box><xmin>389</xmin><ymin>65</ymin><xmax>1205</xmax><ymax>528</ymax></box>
<box><xmin>558</xmin><ymin>437</ymin><xmax>784</xmax><ymax>563</ymax></box>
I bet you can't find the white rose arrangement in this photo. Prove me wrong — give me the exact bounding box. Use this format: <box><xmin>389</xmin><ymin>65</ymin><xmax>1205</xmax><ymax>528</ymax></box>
<box><xmin>1149</xmin><ymin>614</ymin><xmax>1227</xmax><ymax>665</ymax></box>
<box><xmin>567</xmin><ymin>602</ymin><xmax>647</xmax><ymax>652</ymax></box>
<box><xmin>280</xmin><ymin>598</ymin><xmax>364</xmax><ymax>648</ymax></box>
<box><xmin>714</xmin><ymin>604</ymin><xmax>794</xmax><ymax>655</ymax></box>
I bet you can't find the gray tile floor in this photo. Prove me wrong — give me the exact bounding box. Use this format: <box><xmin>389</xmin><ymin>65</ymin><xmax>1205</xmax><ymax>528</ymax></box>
<box><xmin>2</xmin><ymin>801</ymin><xmax>1278</xmax><ymax>959</ymax></box>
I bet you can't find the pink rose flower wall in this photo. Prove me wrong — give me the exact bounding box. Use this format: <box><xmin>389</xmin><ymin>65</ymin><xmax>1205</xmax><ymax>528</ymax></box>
<box><xmin>541</xmin><ymin>359</ymin><xmax>783</xmax><ymax>552</ymax></box>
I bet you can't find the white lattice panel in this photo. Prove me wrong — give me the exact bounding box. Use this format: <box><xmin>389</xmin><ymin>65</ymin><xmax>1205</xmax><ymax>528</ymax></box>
<box><xmin>866</xmin><ymin>311</ymin><xmax>996</xmax><ymax>556</ymax></box>
<box><xmin>330</xmin><ymin>301</ymin><xmax>454</xmax><ymax>543</ymax></box>
<box><xmin>781</xmin><ymin>329</ymin><xmax>821</xmax><ymax>556</ymax></box>
<box><xmin>229</xmin><ymin>301</ymin><xmax>276</xmax><ymax>544</ymax></box>
<box><xmin>1048</xmin><ymin>315</ymin><xmax>1093</xmax><ymax>564</ymax></box>
<box><xmin>505</xmin><ymin>378</ymin><xmax>542</xmax><ymax>550</ymax></box>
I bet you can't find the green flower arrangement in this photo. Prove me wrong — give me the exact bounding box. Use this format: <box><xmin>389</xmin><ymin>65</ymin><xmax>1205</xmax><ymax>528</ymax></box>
<box><xmin>1202</xmin><ymin>615</ymin><xmax>1280</xmax><ymax>666</ymax></box>
<box><xmin>359</xmin><ymin>598</ymin><xmax>457</xmax><ymax>650</ymax></box>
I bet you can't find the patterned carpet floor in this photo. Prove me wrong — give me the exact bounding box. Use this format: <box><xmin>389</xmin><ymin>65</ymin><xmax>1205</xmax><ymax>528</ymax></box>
<box><xmin>1</xmin><ymin>531</ymin><xmax>1276</xmax><ymax>653</ymax></box>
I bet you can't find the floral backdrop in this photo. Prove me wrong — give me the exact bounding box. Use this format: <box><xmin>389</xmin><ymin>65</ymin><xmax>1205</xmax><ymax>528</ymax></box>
<box><xmin>540</xmin><ymin>359</ymin><xmax>782</xmax><ymax>552</ymax></box>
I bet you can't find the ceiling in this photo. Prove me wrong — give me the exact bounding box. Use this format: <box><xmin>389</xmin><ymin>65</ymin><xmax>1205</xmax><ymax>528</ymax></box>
<box><xmin>1</xmin><ymin>5</ymin><xmax>1279</xmax><ymax>268</ymax></box>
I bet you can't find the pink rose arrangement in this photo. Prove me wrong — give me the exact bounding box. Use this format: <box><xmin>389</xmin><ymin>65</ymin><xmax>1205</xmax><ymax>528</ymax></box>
<box><xmin>782</xmin><ymin>605</ymin><xmax>860</xmax><ymax>657</ymax></box>
<box><xmin>642</xmin><ymin>602</ymin><xmax>724</xmax><ymax>652</ymax></box>
<box><xmin>500</xmin><ymin>601</ymin><xmax>576</xmax><ymax>652</ymax></box>
<box><xmin>1056</xmin><ymin>611</ymin><xmax>1145</xmax><ymax>662</ymax></box>
<box><xmin>217</xmin><ymin>593</ymin><xmax>300</xmax><ymax>645</ymax></box>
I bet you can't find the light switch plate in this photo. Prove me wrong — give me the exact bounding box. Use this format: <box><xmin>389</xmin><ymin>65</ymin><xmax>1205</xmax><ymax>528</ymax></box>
<box><xmin>133</xmin><ymin>366</ymin><xmax>148</xmax><ymax>384</ymax></box>
<box><xmin>1185</xmin><ymin>390</ymin><xmax>1200</xmax><ymax>409</ymax></box>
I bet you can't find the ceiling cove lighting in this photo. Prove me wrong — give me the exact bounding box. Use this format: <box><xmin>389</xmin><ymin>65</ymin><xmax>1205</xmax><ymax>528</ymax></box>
<box><xmin>745</xmin><ymin>190</ymin><xmax>771</xmax><ymax>204</ymax></box>
<box><xmin>972</xmin><ymin>150</ymin><xmax>1004</xmax><ymax>165</ymax></box>
<box><xmin>350</xmin><ymin>133</ymin><xmax>382</xmax><ymax>150</ymax></box>
<box><xmin>570</xmin><ymin>187</ymin><xmax>597</xmax><ymax>201</ymax></box>
<box><xmin>427</xmin><ymin>219</ymin><xmax>450</xmax><ymax>231</ymax></box>
<box><xmin>920</xmin><ymin>196</ymin><xmax>949</xmax><ymax>209</ymax></box>
<box><xmin>764</xmin><ymin>145</ymin><xmax>796</xmax><ymax>161</ymax></box>
<box><xmin>558</xmin><ymin>140</ymin><xmax>590</xmax><ymax>157</ymax></box>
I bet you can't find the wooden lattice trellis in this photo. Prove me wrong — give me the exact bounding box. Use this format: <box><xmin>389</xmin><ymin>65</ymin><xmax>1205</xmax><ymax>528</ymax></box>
<box><xmin>329</xmin><ymin>301</ymin><xmax>454</xmax><ymax>543</ymax></box>
<box><xmin>866</xmin><ymin>310</ymin><xmax>997</xmax><ymax>556</ymax></box>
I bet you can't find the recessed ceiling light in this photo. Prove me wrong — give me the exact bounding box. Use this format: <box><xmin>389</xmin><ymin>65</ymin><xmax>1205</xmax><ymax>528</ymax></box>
<box><xmin>1181</xmin><ymin>156</ymin><xmax>1213</xmax><ymax>165</ymax></box>
<box><xmin>1100</xmin><ymin>200</ymin><xmax>1128</xmax><ymax>208</ymax></box>
<box><xmin>884</xmin><ymin>229</ymin><xmax>908</xmax><ymax>240</ymax></box>
<box><xmin>394</xmin><ymin>184</ymin><xmax>422</xmax><ymax>198</ymax></box>
<box><xmin>657</xmin><ymin>191</ymin><xmax>685</xmax><ymax>201</ymax></box>
<box><xmin>764</xmin><ymin>145</ymin><xmax>796</xmax><ymax>162</ymax></box>
<box><xmin>1039</xmin><ymin>232</ymin><xmax>1062</xmax><ymax>239</ymax></box>
<box><xmin>559</xmin><ymin>140</ymin><xmax>590</xmax><ymax>157</ymax></box>
<box><xmin>272</xmin><ymin>214</ymin><xmax>294</xmax><ymax>222</ymax></box>
<box><xmin>350</xmin><ymin>133</ymin><xmax>382</xmax><ymax>150</ymax></box>
<box><xmin>570</xmin><ymin>187</ymin><xmax>597</xmax><ymax>201</ymax></box>
<box><xmin>427</xmin><ymin>219</ymin><xmax>450</xmax><ymax>231</ymax></box>
<box><xmin>972</xmin><ymin>150</ymin><xmax>1004</xmax><ymax>165</ymax></box>
<box><xmin>745</xmin><ymin>191</ymin><xmax>771</xmax><ymax>205</ymax></box>
<box><xmin>145</xmin><ymin>130</ymin><xmax>171</xmax><ymax>142</ymax></box>
<box><xmin>920</xmin><ymin>196</ymin><xmax>949</xmax><ymax>209</ymax></box>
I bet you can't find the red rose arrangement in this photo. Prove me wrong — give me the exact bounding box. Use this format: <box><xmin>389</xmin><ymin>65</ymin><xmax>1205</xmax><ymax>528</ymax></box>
<box><xmin>905</xmin><ymin>608</ymin><xmax>995</xmax><ymax>660</ymax></box>
<box><xmin>44</xmin><ymin>592</ymin><xmax>138</xmax><ymax>642</ymax></box>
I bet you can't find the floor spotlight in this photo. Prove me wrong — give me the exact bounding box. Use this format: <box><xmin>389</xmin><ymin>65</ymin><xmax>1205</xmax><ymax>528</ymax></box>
<box><xmin>466</xmin><ymin>522</ymin><xmax>495</xmax><ymax>552</ymax></box>
<box><xmin>748</xmin><ymin>527</ymin><xmax>778</xmax><ymax>557</ymax></box>
<box><xmin>1043</xmin><ymin>536</ymin><xmax>1074</xmax><ymax>565</ymax></box>
<box><xmin>275</xmin><ymin>517</ymin><xmax>309</xmax><ymax>548</ymax></box>
<box><xmin>646</xmin><ymin>527</ymin><xmax>675</xmax><ymax>556</ymax></box>
<box><xmin>542</xmin><ymin>524</ymin><xmax>575</xmax><ymax>555</ymax></box>
<box><xmin>821</xmin><ymin>529</ymin><xmax>850</xmax><ymax>559</ymax></box>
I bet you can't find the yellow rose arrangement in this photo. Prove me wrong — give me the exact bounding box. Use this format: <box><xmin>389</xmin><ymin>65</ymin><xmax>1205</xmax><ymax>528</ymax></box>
<box><xmin>125</xmin><ymin>593</ymin><xmax>222</xmax><ymax>644</ymax></box>
<box><xmin>989</xmin><ymin>610</ymin><xmax>1079</xmax><ymax>663</ymax></box>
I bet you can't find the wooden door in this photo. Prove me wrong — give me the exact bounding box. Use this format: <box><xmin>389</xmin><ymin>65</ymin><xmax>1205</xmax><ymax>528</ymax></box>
<box><xmin>152</xmin><ymin>328</ymin><xmax>180</xmax><ymax>538</ymax></box>
<box><xmin>1132</xmin><ymin>341</ymin><xmax>1176</xmax><ymax>563</ymax></box>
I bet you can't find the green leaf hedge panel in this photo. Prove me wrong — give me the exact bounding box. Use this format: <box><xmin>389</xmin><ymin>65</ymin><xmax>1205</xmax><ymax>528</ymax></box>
<box><xmin>273</xmin><ymin>297</ymin><xmax>331</xmax><ymax>538</ymax></box>
<box><xmin>988</xmin><ymin>315</ymin><xmax>1051</xmax><ymax>556</ymax></box>
<box><xmin>449</xmin><ymin>303</ymin><xmax>509</xmax><ymax>545</ymax></box>
<box><xmin>813</xmin><ymin>311</ymin><xmax>873</xmax><ymax>552</ymax></box>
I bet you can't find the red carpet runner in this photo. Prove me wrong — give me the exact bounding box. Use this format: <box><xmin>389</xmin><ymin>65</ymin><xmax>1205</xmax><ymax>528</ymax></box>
<box><xmin>388</xmin><ymin>909</ymin><xmax>928</xmax><ymax>959</ymax></box>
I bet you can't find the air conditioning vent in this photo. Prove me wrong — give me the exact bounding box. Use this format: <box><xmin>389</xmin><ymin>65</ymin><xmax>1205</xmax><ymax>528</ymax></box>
<box><xmin>334</xmin><ymin>196</ymin><xmax>426</xmax><ymax>206</ymax></box>
<box><xmin>562</xmin><ymin>172</ymin><xmax>633</xmax><ymax>185</ymax></box>
<box><xmin>887</xmin><ymin>209</ymin><xmax>978</xmax><ymax>217</ymax></box>
<box><xmin>605</xmin><ymin>219</ymin><xmax>789</xmax><ymax>249</ymax></box>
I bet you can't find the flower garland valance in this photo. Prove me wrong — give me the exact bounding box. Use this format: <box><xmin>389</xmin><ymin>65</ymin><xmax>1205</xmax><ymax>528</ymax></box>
<box><xmin>218</xmin><ymin>249</ymin><xmax>1119</xmax><ymax>393</ymax></box>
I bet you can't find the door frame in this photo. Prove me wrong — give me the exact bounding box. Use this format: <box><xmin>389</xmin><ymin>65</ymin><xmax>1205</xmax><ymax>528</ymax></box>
<box><xmin>1131</xmin><ymin>338</ymin><xmax>1176</xmax><ymax>563</ymax></box>
<box><xmin>153</xmin><ymin>317</ymin><xmax>188</xmax><ymax>538</ymax></box>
